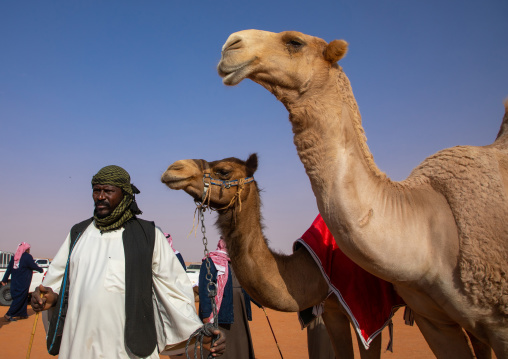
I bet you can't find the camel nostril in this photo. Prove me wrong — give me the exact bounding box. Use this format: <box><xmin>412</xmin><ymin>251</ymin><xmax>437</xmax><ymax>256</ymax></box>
<box><xmin>168</xmin><ymin>163</ymin><xmax>184</xmax><ymax>171</ymax></box>
<box><xmin>223</xmin><ymin>38</ymin><xmax>243</xmax><ymax>53</ymax></box>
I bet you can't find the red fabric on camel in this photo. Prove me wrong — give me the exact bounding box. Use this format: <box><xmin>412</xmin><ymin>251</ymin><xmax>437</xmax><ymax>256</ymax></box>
<box><xmin>296</xmin><ymin>214</ymin><xmax>405</xmax><ymax>348</ymax></box>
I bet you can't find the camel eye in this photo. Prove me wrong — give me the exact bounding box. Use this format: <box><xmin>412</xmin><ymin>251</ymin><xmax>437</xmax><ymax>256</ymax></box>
<box><xmin>286</xmin><ymin>39</ymin><xmax>304</xmax><ymax>53</ymax></box>
<box><xmin>215</xmin><ymin>169</ymin><xmax>230</xmax><ymax>178</ymax></box>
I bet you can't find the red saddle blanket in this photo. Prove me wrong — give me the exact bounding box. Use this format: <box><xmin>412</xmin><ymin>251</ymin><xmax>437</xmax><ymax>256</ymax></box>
<box><xmin>295</xmin><ymin>214</ymin><xmax>405</xmax><ymax>349</ymax></box>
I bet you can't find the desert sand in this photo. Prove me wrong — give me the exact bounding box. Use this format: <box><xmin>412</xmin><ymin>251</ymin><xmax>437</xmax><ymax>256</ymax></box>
<box><xmin>0</xmin><ymin>303</ymin><xmax>436</xmax><ymax>358</ymax></box>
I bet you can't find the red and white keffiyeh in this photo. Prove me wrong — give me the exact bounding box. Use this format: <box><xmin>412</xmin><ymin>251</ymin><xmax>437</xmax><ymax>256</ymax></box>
<box><xmin>13</xmin><ymin>242</ymin><xmax>31</xmax><ymax>269</ymax></box>
<box><xmin>205</xmin><ymin>238</ymin><xmax>230</xmax><ymax>323</ymax></box>
<box><xmin>164</xmin><ymin>232</ymin><xmax>180</xmax><ymax>255</ymax></box>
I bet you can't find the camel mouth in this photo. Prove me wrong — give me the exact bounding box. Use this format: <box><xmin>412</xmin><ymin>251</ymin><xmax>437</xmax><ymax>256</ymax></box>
<box><xmin>217</xmin><ymin>57</ymin><xmax>256</xmax><ymax>86</ymax></box>
<box><xmin>160</xmin><ymin>174</ymin><xmax>191</xmax><ymax>190</ymax></box>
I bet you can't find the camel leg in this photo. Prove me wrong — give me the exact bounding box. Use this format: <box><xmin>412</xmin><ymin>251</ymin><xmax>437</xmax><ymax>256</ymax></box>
<box><xmin>322</xmin><ymin>295</ymin><xmax>381</xmax><ymax>359</ymax></box>
<box><xmin>322</xmin><ymin>296</ymin><xmax>354</xmax><ymax>359</ymax></box>
<box><xmin>414</xmin><ymin>314</ymin><xmax>474</xmax><ymax>358</ymax></box>
<box><xmin>485</xmin><ymin>327</ymin><xmax>508</xmax><ymax>359</ymax></box>
<box><xmin>307</xmin><ymin>315</ymin><xmax>336</xmax><ymax>359</ymax></box>
<box><xmin>465</xmin><ymin>331</ymin><xmax>492</xmax><ymax>359</ymax></box>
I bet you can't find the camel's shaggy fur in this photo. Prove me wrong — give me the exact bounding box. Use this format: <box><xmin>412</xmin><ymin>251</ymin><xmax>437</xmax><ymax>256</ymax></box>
<box><xmin>412</xmin><ymin>142</ymin><xmax>508</xmax><ymax>316</ymax></box>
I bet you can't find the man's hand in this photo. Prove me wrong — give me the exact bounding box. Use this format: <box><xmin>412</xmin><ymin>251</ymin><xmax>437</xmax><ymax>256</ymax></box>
<box><xmin>1</xmin><ymin>282</ymin><xmax>6</xmax><ymax>286</ymax></box>
<box><xmin>202</xmin><ymin>328</ymin><xmax>226</xmax><ymax>357</ymax></box>
<box><xmin>31</xmin><ymin>284</ymin><xmax>58</xmax><ymax>312</ymax></box>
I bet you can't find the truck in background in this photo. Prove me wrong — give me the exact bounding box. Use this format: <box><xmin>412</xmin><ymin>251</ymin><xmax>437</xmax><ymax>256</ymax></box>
<box><xmin>0</xmin><ymin>250</ymin><xmax>49</xmax><ymax>306</ymax></box>
<box><xmin>0</xmin><ymin>250</ymin><xmax>13</xmax><ymax>269</ymax></box>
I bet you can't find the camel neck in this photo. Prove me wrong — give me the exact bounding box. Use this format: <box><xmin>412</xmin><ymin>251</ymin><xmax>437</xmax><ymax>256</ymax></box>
<box><xmin>215</xmin><ymin>187</ymin><xmax>266</xmax><ymax>265</ymax></box>
<box><xmin>286</xmin><ymin>69</ymin><xmax>386</xmax><ymax>201</ymax></box>
<box><xmin>214</xmin><ymin>183</ymin><xmax>328</xmax><ymax>311</ymax></box>
<box><xmin>283</xmin><ymin>69</ymin><xmax>424</xmax><ymax>280</ymax></box>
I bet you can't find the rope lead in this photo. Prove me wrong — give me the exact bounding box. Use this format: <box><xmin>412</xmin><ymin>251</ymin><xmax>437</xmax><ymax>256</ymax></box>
<box><xmin>185</xmin><ymin>323</ymin><xmax>219</xmax><ymax>359</ymax></box>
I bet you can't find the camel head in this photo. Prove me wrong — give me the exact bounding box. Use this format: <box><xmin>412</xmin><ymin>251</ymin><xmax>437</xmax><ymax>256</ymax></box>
<box><xmin>161</xmin><ymin>154</ymin><xmax>258</xmax><ymax>210</ymax></box>
<box><xmin>218</xmin><ymin>29</ymin><xmax>348</xmax><ymax>97</ymax></box>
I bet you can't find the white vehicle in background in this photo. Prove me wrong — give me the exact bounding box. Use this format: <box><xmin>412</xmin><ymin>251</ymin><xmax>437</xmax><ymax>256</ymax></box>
<box><xmin>0</xmin><ymin>250</ymin><xmax>49</xmax><ymax>306</ymax></box>
<box><xmin>35</xmin><ymin>258</ymin><xmax>51</xmax><ymax>268</ymax></box>
<box><xmin>185</xmin><ymin>263</ymin><xmax>201</xmax><ymax>288</ymax></box>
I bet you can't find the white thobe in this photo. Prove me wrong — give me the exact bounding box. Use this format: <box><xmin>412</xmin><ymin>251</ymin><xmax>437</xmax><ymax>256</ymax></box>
<box><xmin>42</xmin><ymin>222</ymin><xmax>202</xmax><ymax>359</ymax></box>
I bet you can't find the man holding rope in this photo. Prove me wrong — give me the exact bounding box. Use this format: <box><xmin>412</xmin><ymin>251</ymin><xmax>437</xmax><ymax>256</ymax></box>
<box><xmin>31</xmin><ymin>165</ymin><xmax>226</xmax><ymax>359</ymax></box>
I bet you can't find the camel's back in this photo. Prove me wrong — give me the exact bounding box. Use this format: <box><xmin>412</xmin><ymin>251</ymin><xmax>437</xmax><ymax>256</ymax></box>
<box><xmin>410</xmin><ymin>144</ymin><xmax>508</xmax><ymax>316</ymax></box>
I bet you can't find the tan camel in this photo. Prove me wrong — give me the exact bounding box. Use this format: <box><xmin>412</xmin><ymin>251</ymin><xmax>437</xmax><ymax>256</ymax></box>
<box><xmin>161</xmin><ymin>154</ymin><xmax>384</xmax><ymax>359</ymax></box>
<box><xmin>217</xmin><ymin>30</ymin><xmax>508</xmax><ymax>358</ymax></box>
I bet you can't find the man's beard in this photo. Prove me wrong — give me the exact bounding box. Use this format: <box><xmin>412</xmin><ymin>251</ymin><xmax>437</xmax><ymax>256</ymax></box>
<box><xmin>94</xmin><ymin>201</ymin><xmax>111</xmax><ymax>219</ymax></box>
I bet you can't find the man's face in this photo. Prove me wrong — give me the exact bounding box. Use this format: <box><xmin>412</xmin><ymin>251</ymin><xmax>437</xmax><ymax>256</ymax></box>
<box><xmin>93</xmin><ymin>184</ymin><xmax>124</xmax><ymax>218</ymax></box>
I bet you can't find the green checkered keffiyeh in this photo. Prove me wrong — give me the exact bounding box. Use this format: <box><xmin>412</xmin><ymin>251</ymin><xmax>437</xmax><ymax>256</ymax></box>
<box><xmin>91</xmin><ymin>165</ymin><xmax>142</xmax><ymax>232</ymax></box>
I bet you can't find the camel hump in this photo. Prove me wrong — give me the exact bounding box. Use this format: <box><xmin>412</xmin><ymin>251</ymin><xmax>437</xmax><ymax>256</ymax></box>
<box><xmin>494</xmin><ymin>97</ymin><xmax>508</xmax><ymax>142</ymax></box>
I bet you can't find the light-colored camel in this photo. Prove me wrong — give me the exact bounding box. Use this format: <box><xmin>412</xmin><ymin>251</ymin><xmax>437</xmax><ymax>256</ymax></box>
<box><xmin>217</xmin><ymin>30</ymin><xmax>508</xmax><ymax>358</ymax></box>
<box><xmin>161</xmin><ymin>154</ymin><xmax>383</xmax><ymax>359</ymax></box>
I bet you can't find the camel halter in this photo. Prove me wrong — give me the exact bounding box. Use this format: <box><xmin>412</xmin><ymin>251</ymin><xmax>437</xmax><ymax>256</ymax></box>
<box><xmin>199</xmin><ymin>171</ymin><xmax>255</xmax><ymax>212</ymax></box>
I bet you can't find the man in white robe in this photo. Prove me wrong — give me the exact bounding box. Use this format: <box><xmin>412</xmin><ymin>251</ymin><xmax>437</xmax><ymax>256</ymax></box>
<box><xmin>31</xmin><ymin>165</ymin><xmax>225</xmax><ymax>358</ymax></box>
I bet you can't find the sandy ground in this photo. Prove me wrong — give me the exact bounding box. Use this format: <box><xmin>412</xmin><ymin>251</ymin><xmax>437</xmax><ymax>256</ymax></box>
<box><xmin>0</xmin><ymin>303</ymin><xmax>437</xmax><ymax>358</ymax></box>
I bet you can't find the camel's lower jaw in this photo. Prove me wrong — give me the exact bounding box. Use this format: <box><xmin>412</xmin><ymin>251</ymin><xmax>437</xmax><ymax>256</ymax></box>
<box><xmin>161</xmin><ymin>177</ymin><xmax>188</xmax><ymax>190</ymax></box>
<box><xmin>221</xmin><ymin>72</ymin><xmax>244</xmax><ymax>86</ymax></box>
<box><xmin>217</xmin><ymin>58</ymin><xmax>255</xmax><ymax>86</ymax></box>
<box><xmin>217</xmin><ymin>66</ymin><xmax>243</xmax><ymax>86</ymax></box>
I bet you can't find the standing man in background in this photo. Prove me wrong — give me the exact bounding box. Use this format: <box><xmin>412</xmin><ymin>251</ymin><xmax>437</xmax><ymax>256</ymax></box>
<box><xmin>165</xmin><ymin>232</ymin><xmax>186</xmax><ymax>270</ymax></box>
<box><xmin>199</xmin><ymin>237</ymin><xmax>256</xmax><ymax>359</ymax></box>
<box><xmin>2</xmin><ymin>242</ymin><xmax>43</xmax><ymax>321</ymax></box>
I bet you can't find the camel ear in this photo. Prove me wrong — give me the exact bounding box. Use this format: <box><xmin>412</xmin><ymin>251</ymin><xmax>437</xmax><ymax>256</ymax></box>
<box><xmin>246</xmin><ymin>153</ymin><xmax>258</xmax><ymax>176</ymax></box>
<box><xmin>324</xmin><ymin>39</ymin><xmax>348</xmax><ymax>63</ymax></box>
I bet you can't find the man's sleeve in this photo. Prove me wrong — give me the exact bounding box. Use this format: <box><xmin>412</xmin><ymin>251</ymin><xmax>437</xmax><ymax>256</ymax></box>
<box><xmin>1</xmin><ymin>258</ymin><xmax>13</xmax><ymax>282</ymax></box>
<box><xmin>41</xmin><ymin>233</ymin><xmax>71</xmax><ymax>294</ymax></box>
<box><xmin>40</xmin><ymin>233</ymin><xmax>71</xmax><ymax>334</ymax></box>
<box><xmin>25</xmin><ymin>253</ymin><xmax>44</xmax><ymax>273</ymax></box>
<box><xmin>151</xmin><ymin>227</ymin><xmax>202</xmax><ymax>354</ymax></box>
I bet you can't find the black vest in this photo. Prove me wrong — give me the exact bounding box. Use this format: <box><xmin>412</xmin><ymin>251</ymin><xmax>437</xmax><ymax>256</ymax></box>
<box><xmin>47</xmin><ymin>217</ymin><xmax>157</xmax><ymax>357</ymax></box>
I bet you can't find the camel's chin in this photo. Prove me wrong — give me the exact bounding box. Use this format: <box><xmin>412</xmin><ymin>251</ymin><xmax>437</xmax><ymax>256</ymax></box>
<box><xmin>222</xmin><ymin>72</ymin><xmax>245</xmax><ymax>86</ymax></box>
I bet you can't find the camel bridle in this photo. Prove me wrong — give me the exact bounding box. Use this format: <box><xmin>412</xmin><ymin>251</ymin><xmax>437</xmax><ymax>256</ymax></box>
<box><xmin>199</xmin><ymin>169</ymin><xmax>255</xmax><ymax>213</ymax></box>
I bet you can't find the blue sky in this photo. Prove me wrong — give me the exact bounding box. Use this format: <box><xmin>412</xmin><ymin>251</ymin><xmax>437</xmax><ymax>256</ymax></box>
<box><xmin>1</xmin><ymin>1</ymin><xmax>507</xmax><ymax>261</ymax></box>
